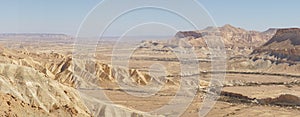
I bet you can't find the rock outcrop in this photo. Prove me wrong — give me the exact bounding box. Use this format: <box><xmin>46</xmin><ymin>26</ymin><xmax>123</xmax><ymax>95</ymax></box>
<box><xmin>175</xmin><ymin>31</ymin><xmax>203</xmax><ymax>39</ymax></box>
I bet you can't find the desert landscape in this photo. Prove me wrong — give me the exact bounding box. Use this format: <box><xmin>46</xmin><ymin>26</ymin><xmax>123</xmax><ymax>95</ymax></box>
<box><xmin>0</xmin><ymin>24</ymin><xmax>300</xmax><ymax>116</ymax></box>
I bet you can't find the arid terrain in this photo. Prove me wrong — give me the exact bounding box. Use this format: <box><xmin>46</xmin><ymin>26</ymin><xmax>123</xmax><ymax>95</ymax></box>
<box><xmin>0</xmin><ymin>25</ymin><xmax>300</xmax><ymax>117</ymax></box>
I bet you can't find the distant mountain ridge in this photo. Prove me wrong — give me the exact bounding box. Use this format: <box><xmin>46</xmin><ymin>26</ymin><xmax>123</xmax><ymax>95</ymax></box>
<box><xmin>174</xmin><ymin>24</ymin><xmax>277</xmax><ymax>48</ymax></box>
<box><xmin>0</xmin><ymin>33</ymin><xmax>73</xmax><ymax>40</ymax></box>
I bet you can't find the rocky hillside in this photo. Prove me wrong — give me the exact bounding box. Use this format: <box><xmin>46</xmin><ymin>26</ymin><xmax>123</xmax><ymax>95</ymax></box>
<box><xmin>0</xmin><ymin>45</ymin><xmax>164</xmax><ymax>117</ymax></box>
<box><xmin>251</xmin><ymin>28</ymin><xmax>300</xmax><ymax>64</ymax></box>
<box><xmin>0</xmin><ymin>64</ymin><xmax>91</xmax><ymax>116</ymax></box>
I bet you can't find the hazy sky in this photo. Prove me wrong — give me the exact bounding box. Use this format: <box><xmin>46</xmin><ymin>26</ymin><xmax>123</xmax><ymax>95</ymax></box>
<box><xmin>0</xmin><ymin>0</ymin><xmax>299</xmax><ymax>36</ymax></box>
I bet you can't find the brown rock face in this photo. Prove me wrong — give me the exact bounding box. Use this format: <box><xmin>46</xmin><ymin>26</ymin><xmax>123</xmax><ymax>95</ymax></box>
<box><xmin>259</xmin><ymin>94</ymin><xmax>300</xmax><ymax>106</ymax></box>
<box><xmin>175</xmin><ymin>31</ymin><xmax>202</xmax><ymax>39</ymax></box>
<box><xmin>263</xmin><ymin>28</ymin><xmax>300</xmax><ymax>46</ymax></box>
<box><xmin>252</xmin><ymin>28</ymin><xmax>300</xmax><ymax>64</ymax></box>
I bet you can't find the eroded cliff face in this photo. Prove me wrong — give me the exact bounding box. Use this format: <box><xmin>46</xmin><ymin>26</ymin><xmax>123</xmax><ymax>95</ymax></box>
<box><xmin>251</xmin><ymin>28</ymin><xmax>300</xmax><ymax>64</ymax></box>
